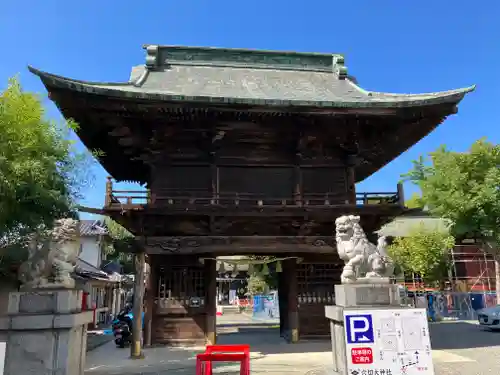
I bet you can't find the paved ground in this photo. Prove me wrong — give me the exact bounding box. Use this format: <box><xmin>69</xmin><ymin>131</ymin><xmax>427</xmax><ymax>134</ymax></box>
<box><xmin>85</xmin><ymin>315</ymin><xmax>500</xmax><ymax>375</ymax></box>
<box><xmin>430</xmin><ymin>321</ymin><xmax>500</xmax><ymax>375</ymax></box>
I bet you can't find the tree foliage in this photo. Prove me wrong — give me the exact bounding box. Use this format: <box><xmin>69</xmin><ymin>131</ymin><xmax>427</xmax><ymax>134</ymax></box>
<box><xmin>403</xmin><ymin>139</ymin><xmax>500</xmax><ymax>247</ymax></box>
<box><xmin>0</xmin><ymin>78</ymin><xmax>89</xmax><ymax>241</ymax></box>
<box><xmin>103</xmin><ymin>217</ymin><xmax>134</xmax><ymax>274</ymax></box>
<box><xmin>403</xmin><ymin>138</ymin><xmax>500</xmax><ymax>294</ymax></box>
<box><xmin>246</xmin><ymin>255</ymin><xmax>278</xmax><ymax>291</ymax></box>
<box><xmin>387</xmin><ymin>226</ymin><xmax>455</xmax><ymax>284</ymax></box>
<box><xmin>0</xmin><ymin>78</ymin><xmax>92</xmax><ymax>279</ymax></box>
<box><xmin>405</xmin><ymin>192</ymin><xmax>424</xmax><ymax>209</ymax></box>
<box><xmin>246</xmin><ymin>274</ymin><xmax>270</xmax><ymax>296</ymax></box>
<box><xmin>104</xmin><ymin>217</ymin><xmax>133</xmax><ymax>240</ymax></box>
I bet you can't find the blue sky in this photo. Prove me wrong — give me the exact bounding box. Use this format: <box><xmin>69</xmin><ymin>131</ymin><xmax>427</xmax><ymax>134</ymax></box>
<box><xmin>1</xmin><ymin>1</ymin><xmax>498</xmax><ymax>219</ymax></box>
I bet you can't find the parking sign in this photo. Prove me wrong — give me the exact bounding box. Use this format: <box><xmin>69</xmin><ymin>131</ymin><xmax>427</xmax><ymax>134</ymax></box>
<box><xmin>345</xmin><ymin>314</ymin><xmax>374</xmax><ymax>344</ymax></box>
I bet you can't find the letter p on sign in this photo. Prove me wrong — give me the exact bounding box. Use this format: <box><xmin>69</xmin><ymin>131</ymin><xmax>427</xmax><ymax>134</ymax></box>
<box><xmin>345</xmin><ymin>314</ymin><xmax>374</xmax><ymax>344</ymax></box>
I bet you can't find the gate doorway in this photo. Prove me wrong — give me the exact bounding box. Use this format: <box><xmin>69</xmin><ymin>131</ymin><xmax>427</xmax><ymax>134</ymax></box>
<box><xmin>146</xmin><ymin>254</ymin><xmax>342</xmax><ymax>346</ymax></box>
<box><xmin>215</xmin><ymin>256</ymin><xmax>282</xmax><ymax>346</ymax></box>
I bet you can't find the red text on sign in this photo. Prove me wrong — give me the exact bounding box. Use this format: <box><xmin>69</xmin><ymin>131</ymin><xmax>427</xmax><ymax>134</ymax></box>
<box><xmin>351</xmin><ymin>347</ymin><xmax>373</xmax><ymax>364</ymax></box>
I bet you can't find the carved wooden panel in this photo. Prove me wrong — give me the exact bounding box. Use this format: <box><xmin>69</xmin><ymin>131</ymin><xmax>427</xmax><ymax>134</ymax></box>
<box><xmin>143</xmin><ymin>236</ymin><xmax>336</xmax><ymax>255</ymax></box>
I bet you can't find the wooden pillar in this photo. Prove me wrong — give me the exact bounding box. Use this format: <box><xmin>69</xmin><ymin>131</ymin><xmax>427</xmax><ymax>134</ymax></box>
<box><xmin>346</xmin><ymin>166</ymin><xmax>356</xmax><ymax>204</ymax></box>
<box><xmin>211</xmin><ymin>153</ymin><xmax>219</xmax><ymax>204</ymax></box>
<box><xmin>112</xmin><ymin>286</ymin><xmax>120</xmax><ymax>316</ymax></box>
<box><xmin>397</xmin><ymin>182</ymin><xmax>405</xmax><ymax>207</ymax></box>
<box><xmin>205</xmin><ymin>258</ymin><xmax>217</xmax><ymax>344</ymax></box>
<box><xmin>278</xmin><ymin>270</ymin><xmax>288</xmax><ymax>338</ymax></box>
<box><xmin>104</xmin><ymin>176</ymin><xmax>113</xmax><ymax>206</ymax></box>
<box><xmin>105</xmin><ymin>285</ymin><xmax>113</xmax><ymax>323</ymax></box>
<box><xmin>144</xmin><ymin>255</ymin><xmax>156</xmax><ymax>347</ymax></box>
<box><xmin>294</xmin><ymin>154</ymin><xmax>302</xmax><ymax>205</ymax></box>
<box><xmin>284</xmin><ymin>258</ymin><xmax>299</xmax><ymax>343</ymax></box>
<box><xmin>131</xmin><ymin>251</ymin><xmax>146</xmax><ymax>359</ymax></box>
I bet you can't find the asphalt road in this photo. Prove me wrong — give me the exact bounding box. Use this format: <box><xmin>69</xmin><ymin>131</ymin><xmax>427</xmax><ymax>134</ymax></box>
<box><xmin>429</xmin><ymin>321</ymin><xmax>500</xmax><ymax>375</ymax></box>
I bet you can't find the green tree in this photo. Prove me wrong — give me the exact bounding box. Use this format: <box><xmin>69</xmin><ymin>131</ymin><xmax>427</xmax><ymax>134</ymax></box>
<box><xmin>388</xmin><ymin>226</ymin><xmax>455</xmax><ymax>286</ymax></box>
<box><xmin>103</xmin><ymin>217</ymin><xmax>135</xmax><ymax>274</ymax></box>
<box><xmin>403</xmin><ymin>138</ymin><xmax>500</xmax><ymax>296</ymax></box>
<box><xmin>405</xmin><ymin>192</ymin><xmax>424</xmax><ymax>209</ymax></box>
<box><xmin>0</xmin><ymin>78</ymin><xmax>91</xmax><ymax>278</ymax></box>
<box><xmin>247</xmin><ymin>256</ymin><xmax>278</xmax><ymax>291</ymax></box>
<box><xmin>246</xmin><ymin>274</ymin><xmax>270</xmax><ymax>296</ymax></box>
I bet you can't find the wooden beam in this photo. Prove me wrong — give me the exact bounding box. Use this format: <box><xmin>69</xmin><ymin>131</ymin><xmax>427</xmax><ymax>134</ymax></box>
<box><xmin>105</xmin><ymin>204</ymin><xmax>406</xmax><ymax>219</ymax></box>
<box><xmin>139</xmin><ymin>236</ymin><xmax>336</xmax><ymax>255</ymax></box>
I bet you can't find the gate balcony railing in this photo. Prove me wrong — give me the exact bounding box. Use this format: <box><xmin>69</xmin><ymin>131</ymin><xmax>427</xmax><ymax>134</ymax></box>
<box><xmin>104</xmin><ymin>177</ymin><xmax>404</xmax><ymax>209</ymax></box>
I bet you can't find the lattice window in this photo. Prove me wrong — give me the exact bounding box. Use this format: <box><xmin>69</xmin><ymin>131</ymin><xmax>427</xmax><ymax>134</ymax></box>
<box><xmin>297</xmin><ymin>263</ymin><xmax>342</xmax><ymax>304</ymax></box>
<box><xmin>157</xmin><ymin>265</ymin><xmax>205</xmax><ymax>307</ymax></box>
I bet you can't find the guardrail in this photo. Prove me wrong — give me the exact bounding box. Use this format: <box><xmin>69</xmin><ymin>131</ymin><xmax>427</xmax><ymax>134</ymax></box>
<box><xmin>104</xmin><ymin>177</ymin><xmax>404</xmax><ymax>208</ymax></box>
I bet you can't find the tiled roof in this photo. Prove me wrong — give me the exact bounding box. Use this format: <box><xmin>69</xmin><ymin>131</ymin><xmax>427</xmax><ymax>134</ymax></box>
<box><xmin>75</xmin><ymin>257</ymin><xmax>111</xmax><ymax>281</ymax></box>
<box><xmin>80</xmin><ymin>220</ymin><xmax>108</xmax><ymax>237</ymax></box>
<box><xmin>29</xmin><ymin>45</ymin><xmax>474</xmax><ymax>110</ymax></box>
<box><xmin>75</xmin><ymin>258</ymin><xmax>107</xmax><ymax>275</ymax></box>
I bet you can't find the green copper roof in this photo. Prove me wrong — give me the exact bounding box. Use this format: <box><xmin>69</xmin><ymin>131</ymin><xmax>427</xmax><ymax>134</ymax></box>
<box><xmin>29</xmin><ymin>45</ymin><xmax>475</xmax><ymax>109</ymax></box>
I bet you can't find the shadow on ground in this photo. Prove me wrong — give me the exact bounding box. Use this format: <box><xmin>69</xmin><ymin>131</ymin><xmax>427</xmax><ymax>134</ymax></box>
<box><xmin>87</xmin><ymin>333</ymin><xmax>114</xmax><ymax>352</ymax></box>
<box><xmin>216</xmin><ymin>326</ymin><xmax>331</xmax><ymax>355</ymax></box>
<box><xmin>429</xmin><ymin>321</ymin><xmax>500</xmax><ymax>350</ymax></box>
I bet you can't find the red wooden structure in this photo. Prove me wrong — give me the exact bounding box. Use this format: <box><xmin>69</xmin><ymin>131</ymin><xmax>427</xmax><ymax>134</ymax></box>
<box><xmin>196</xmin><ymin>345</ymin><xmax>250</xmax><ymax>375</ymax></box>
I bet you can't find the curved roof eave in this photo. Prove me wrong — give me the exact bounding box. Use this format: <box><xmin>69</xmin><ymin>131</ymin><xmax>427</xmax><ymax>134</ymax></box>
<box><xmin>29</xmin><ymin>66</ymin><xmax>475</xmax><ymax>110</ymax></box>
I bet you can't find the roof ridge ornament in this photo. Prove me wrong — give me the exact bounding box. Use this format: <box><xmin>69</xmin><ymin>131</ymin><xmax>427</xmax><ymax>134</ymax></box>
<box><xmin>333</xmin><ymin>56</ymin><xmax>348</xmax><ymax>80</ymax></box>
<box><xmin>145</xmin><ymin>45</ymin><xmax>160</xmax><ymax>69</ymax></box>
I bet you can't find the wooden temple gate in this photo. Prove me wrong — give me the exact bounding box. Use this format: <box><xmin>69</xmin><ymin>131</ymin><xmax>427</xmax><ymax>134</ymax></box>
<box><xmin>31</xmin><ymin>44</ymin><xmax>472</xmax><ymax>346</ymax></box>
<box><xmin>143</xmin><ymin>253</ymin><xmax>343</xmax><ymax>345</ymax></box>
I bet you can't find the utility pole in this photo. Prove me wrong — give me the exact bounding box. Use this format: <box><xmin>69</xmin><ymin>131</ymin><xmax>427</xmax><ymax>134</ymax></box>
<box><xmin>130</xmin><ymin>251</ymin><xmax>146</xmax><ymax>359</ymax></box>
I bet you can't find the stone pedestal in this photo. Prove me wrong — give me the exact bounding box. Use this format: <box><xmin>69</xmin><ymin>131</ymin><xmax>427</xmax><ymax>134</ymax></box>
<box><xmin>325</xmin><ymin>283</ymin><xmax>401</xmax><ymax>375</ymax></box>
<box><xmin>0</xmin><ymin>289</ymin><xmax>94</xmax><ymax>375</ymax></box>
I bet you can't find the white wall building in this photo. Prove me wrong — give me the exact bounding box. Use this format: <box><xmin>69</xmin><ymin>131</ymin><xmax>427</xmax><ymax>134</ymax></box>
<box><xmin>75</xmin><ymin>220</ymin><xmax>122</xmax><ymax>327</ymax></box>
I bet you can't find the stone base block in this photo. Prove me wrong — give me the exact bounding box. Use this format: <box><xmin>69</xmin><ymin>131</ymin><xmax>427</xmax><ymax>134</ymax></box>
<box><xmin>8</xmin><ymin>289</ymin><xmax>83</xmax><ymax>315</ymax></box>
<box><xmin>334</xmin><ymin>283</ymin><xmax>400</xmax><ymax>307</ymax></box>
<box><xmin>0</xmin><ymin>290</ymin><xmax>94</xmax><ymax>375</ymax></box>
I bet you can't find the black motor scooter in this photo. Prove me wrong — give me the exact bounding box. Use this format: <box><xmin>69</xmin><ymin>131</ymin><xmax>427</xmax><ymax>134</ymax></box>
<box><xmin>112</xmin><ymin>305</ymin><xmax>133</xmax><ymax>348</ymax></box>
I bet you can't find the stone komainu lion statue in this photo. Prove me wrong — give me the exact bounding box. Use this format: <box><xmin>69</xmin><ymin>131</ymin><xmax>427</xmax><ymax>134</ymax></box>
<box><xmin>335</xmin><ymin>215</ymin><xmax>394</xmax><ymax>283</ymax></box>
<box><xmin>18</xmin><ymin>218</ymin><xmax>80</xmax><ymax>289</ymax></box>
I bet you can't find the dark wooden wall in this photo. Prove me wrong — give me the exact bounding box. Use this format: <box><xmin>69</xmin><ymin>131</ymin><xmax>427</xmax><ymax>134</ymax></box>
<box><xmin>151</xmin><ymin>166</ymin><xmax>212</xmax><ymax>194</ymax></box>
<box><xmin>219</xmin><ymin>167</ymin><xmax>294</xmax><ymax>196</ymax></box>
<box><xmin>150</xmin><ymin>165</ymin><xmax>349</xmax><ymax>200</ymax></box>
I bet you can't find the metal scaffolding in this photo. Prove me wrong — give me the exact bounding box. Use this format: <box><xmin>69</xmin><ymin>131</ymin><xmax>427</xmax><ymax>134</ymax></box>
<box><xmin>401</xmin><ymin>243</ymin><xmax>496</xmax><ymax>292</ymax></box>
<box><xmin>450</xmin><ymin>244</ymin><xmax>496</xmax><ymax>292</ymax></box>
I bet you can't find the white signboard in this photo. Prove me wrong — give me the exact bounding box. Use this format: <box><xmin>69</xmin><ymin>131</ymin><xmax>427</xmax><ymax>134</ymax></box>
<box><xmin>343</xmin><ymin>308</ymin><xmax>434</xmax><ymax>375</ymax></box>
<box><xmin>0</xmin><ymin>342</ymin><xmax>5</xmax><ymax>375</ymax></box>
